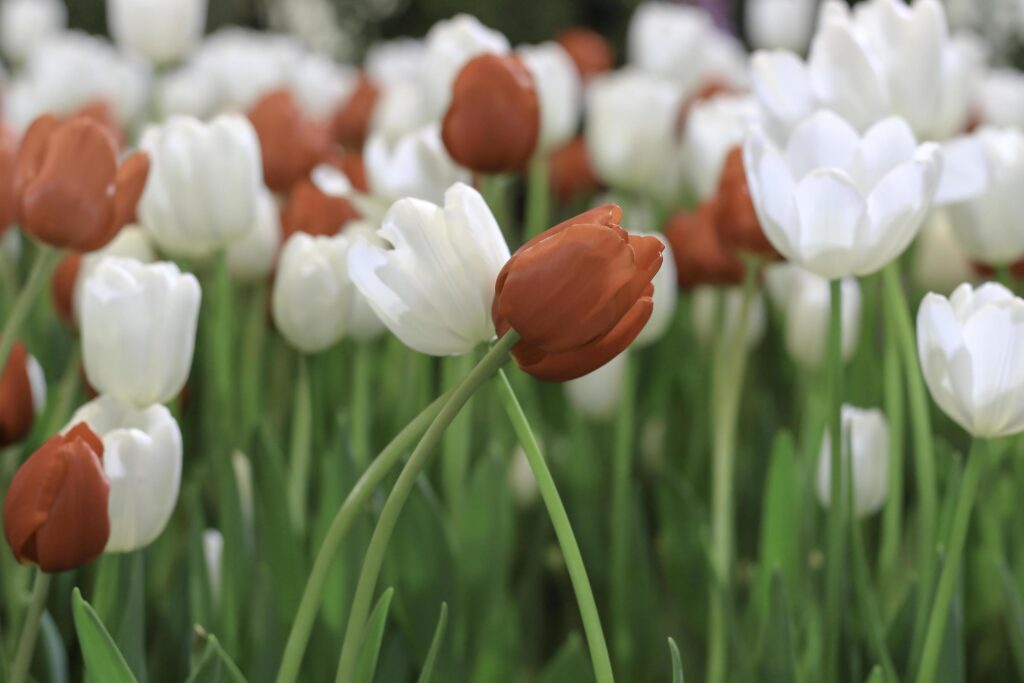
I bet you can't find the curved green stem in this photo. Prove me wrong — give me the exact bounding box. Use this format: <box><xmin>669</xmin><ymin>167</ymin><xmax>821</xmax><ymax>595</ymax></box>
<box><xmin>287</xmin><ymin>355</ymin><xmax>313</xmax><ymax>533</ymax></box>
<box><xmin>9</xmin><ymin>569</ymin><xmax>51</xmax><ymax>683</ymax></box>
<box><xmin>824</xmin><ymin>278</ymin><xmax>845</xmax><ymax>683</ymax></box>
<box><xmin>350</xmin><ymin>342</ymin><xmax>372</xmax><ymax>470</ymax></box>
<box><xmin>496</xmin><ymin>369</ymin><xmax>615</xmax><ymax>683</ymax></box>
<box><xmin>333</xmin><ymin>332</ymin><xmax>519</xmax><ymax>683</ymax></box>
<box><xmin>610</xmin><ymin>354</ymin><xmax>635</xmax><ymax>673</ymax></box>
<box><xmin>0</xmin><ymin>245</ymin><xmax>60</xmax><ymax>372</ymax></box>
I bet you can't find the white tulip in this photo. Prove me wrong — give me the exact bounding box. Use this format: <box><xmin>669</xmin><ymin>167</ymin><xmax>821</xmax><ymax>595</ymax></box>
<box><xmin>364</xmin><ymin>124</ymin><xmax>471</xmax><ymax>205</ymax></box>
<box><xmin>139</xmin><ymin>114</ymin><xmax>262</xmax><ymax>257</ymax></box>
<box><xmin>67</xmin><ymin>395</ymin><xmax>183</xmax><ymax>553</ymax></box>
<box><xmin>564</xmin><ymin>352</ymin><xmax>628</xmax><ymax>420</ymax></box>
<box><xmin>946</xmin><ymin>127</ymin><xmax>1024</xmax><ymax>267</ymax></box>
<box><xmin>272</xmin><ymin>225</ymin><xmax>385</xmax><ymax>353</ymax></box>
<box><xmin>365</xmin><ymin>39</ymin><xmax>425</xmax><ymax>86</ymax></box>
<box><xmin>743</xmin><ymin>110</ymin><xmax>943</xmax><ymax>279</ymax></box>
<box><xmin>158</xmin><ymin>65</ymin><xmax>218</xmax><ymax>119</ymax></box>
<box><xmin>422</xmin><ymin>14</ymin><xmax>509</xmax><ymax>119</ymax></box>
<box><xmin>634</xmin><ymin>233</ymin><xmax>677</xmax><ymax>348</ymax></box>
<box><xmin>289</xmin><ymin>52</ymin><xmax>358</xmax><ymax>120</ymax></box>
<box><xmin>917</xmin><ymin>282</ymin><xmax>1024</xmax><ymax>438</ymax></box>
<box><xmin>692</xmin><ymin>285</ymin><xmax>767</xmax><ymax>350</ymax></box>
<box><xmin>975</xmin><ymin>68</ymin><xmax>1024</xmax><ymax>130</ymax></box>
<box><xmin>681</xmin><ymin>93</ymin><xmax>760</xmax><ymax>200</ymax></box>
<box><xmin>0</xmin><ymin>0</ymin><xmax>66</xmax><ymax>64</ymax></box>
<box><xmin>517</xmin><ymin>42</ymin><xmax>581</xmax><ymax>152</ymax></box>
<box><xmin>202</xmin><ymin>529</ymin><xmax>224</xmax><ymax>604</ymax></box>
<box><xmin>107</xmin><ymin>0</ymin><xmax>207</xmax><ymax>65</ymax></box>
<box><xmin>227</xmin><ymin>188</ymin><xmax>281</xmax><ymax>282</ymax></box>
<box><xmin>816</xmin><ymin>405</ymin><xmax>889</xmax><ymax>517</ymax></box>
<box><xmin>81</xmin><ymin>258</ymin><xmax>201</xmax><ymax>407</ymax></box>
<box><xmin>912</xmin><ymin>209</ymin><xmax>977</xmax><ymax>296</ymax></box>
<box><xmin>370</xmin><ymin>79</ymin><xmax>432</xmax><ymax>143</ymax></box>
<box><xmin>746</xmin><ymin>0</ymin><xmax>816</xmax><ymax>53</ymax></box>
<box><xmin>585</xmin><ymin>69</ymin><xmax>684</xmax><ymax>201</ymax></box>
<box><xmin>349</xmin><ymin>183</ymin><xmax>511</xmax><ymax>356</ymax></box>
<box><xmin>25</xmin><ymin>353</ymin><xmax>46</xmax><ymax>418</ymax></box>
<box><xmin>72</xmin><ymin>226</ymin><xmax>157</xmax><ymax>325</ymax></box>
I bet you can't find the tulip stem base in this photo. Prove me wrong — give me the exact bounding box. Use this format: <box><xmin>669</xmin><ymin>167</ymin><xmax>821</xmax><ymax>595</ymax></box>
<box><xmin>0</xmin><ymin>244</ymin><xmax>60</xmax><ymax>372</ymax></box>
<box><xmin>9</xmin><ymin>569</ymin><xmax>51</xmax><ymax>683</ymax></box>
<box><xmin>824</xmin><ymin>277</ymin><xmax>845</xmax><ymax>683</ymax></box>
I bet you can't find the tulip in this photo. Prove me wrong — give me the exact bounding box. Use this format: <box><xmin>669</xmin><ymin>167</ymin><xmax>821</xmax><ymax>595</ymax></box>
<box><xmin>680</xmin><ymin>94</ymin><xmax>759</xmax><ymax>201</ymax></box>
<box><xmin>281</xmin><ymin>177</ymin><xmax>360</xmax><ymax>240</ymax></box>
<box><xmin>555</xmin><ymin>28</ymin><xmax>614</xmax><ymax>83</ymax></box>
<box><xmin>273</xmin><ymin>224</ymin><xmax>385</xmax><ymax>353</ymax></box>
<box><xmin>81</xmin><ymin>258</ymin><xmax>201</xmax><ymax>407</ymax></box>
<box><xmin>743</xmin><ymin>110</ymin><xmax>943</xmax><ymax>279</ymax></box>
<box><xmin>745</xmin><ymin>0</ymin><xmax>816</xmax><ymax>52</ymax></box>
<box><xmin>67</xmin><ymin>395</ymin><xmax>182</xmax><ymax>553</ymax></box>
<box><xmin>107</xmin><ymin>0</ymin><xmax>207</xmax><ymax>65</ymax></box>
<box><xmin>0</xmin><ymin>124</ymin><xmax>16</xmax><ymax>234</ymax></box>
<box><xmin>715</xmin><ymin>147</ymin><xmax>779</xmax><ymax>260</ymax></box>
<box><xmin>227</xmin><ymin>188</ymin><xmax>281</xmax><ymax>281</ymax></box>
<box><xmin>975</xmin><ymin>68</ymin><xmax>1024</xmax><ymax>129</ymax></box>
<box><xmin>370</xmin><ymin>79</ymin><xmax>433</xmax><ymax>143</ymax></box>
<box><xmin>912</xmin><ymin>209</ymin><xmax>976</xmax><ymax>295</ymax></box>
<box><xmin>565</xmin><ymin>352</ymin><xmax>628</xmax><ymax>419</ymax></box>
<box><xmin>692</xmin><ymin>286</ymin><xmax>767</xmax><ymax>350</ymax></box>
<box><xmin>349</xmin><ymin>183</ymin><xmax>509</xmax><ymax>356</ymax></box>
<box><xmin>0</xmin><ymin>0</ymin><xmax>65</xmax><ymax>63</ymax></box>
<box><xmin>549</xmin><ymin>137</ymin><xmax>601</xmax><ymax>204</ymax></box>
<box><xmin>247</xmin><ymin>89</ymin><xmax>329</xmax><ymax>194</ymax></box>
<box><xmin>517</xmin><ymin>42</ymin><xmax>581</xmax><ymax>153</ymax></box>
<box><xmin>364</xmin><ymin>124</ymin><xmax>471</xmax><ymax>205</ymax></box>
<box><xmin>138</xmin><ymin>114</ymin><xmax>262</xmax><ymax>257</ymax></box>
<box><xmin>816</xmin><ymin>405</ymin><xmax>889</xmax><ymax>517</ymax></box>
<box><xmin>442</xmin><ymin>54</ymin><xmax>540</xmax><ymax>174</ymax></box>
<box><xmin>492</xmin><ymin>204</ymin><xmax>663</xmax><ymax>381</ymax></box>
<box><xmin>158</xmin><ymin>65</ymin><xmax>218</xmax><ymax>119</ymax></box>
<box><xmin>203</xmin><ymin>529</ymin><xmax>224</xmax><ymax>604</ymax></box>
<box><xmin>633</xmin><ymin>233</ymin><xmax>677</xmax><ymax>348</ymax></box>
<box><xmin>421</xmin><ymin>14</ymin><xmax>510</xmax><ymax>119</ymax></box>
<box><xmin>331</xmin><ymin>75</ymin><xmax>379</xmax><ymax>150</ymax></box>
<box><xmin>664</xmin><ymin>201</ymin><xmax>744</xmax><ymax>289</ymax></box>
<box><xmin>3</xmin><ymin>423</ymin><xmax>110</xmax><ymax>572</ymax></box>
<box><xmin>365</xmin><ymin>38</ymin><xmax>425</xmax><ymax>86</ymax></box>
<box><xmin>917</xmin><ymin>282</ymin><xmax>1024</xmax><ymax>438</ymax></box>
<box><xmin>0</xmin><ymin>342</ymin><xmax>46</xmax><ymax>447</ymax></box>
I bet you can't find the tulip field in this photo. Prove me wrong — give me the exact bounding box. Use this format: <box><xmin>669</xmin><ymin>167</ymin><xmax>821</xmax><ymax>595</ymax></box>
<box><xmin>4</xmin><ymin>0</ymin><xmax>1024</xmax><ymax>681</ymax></box>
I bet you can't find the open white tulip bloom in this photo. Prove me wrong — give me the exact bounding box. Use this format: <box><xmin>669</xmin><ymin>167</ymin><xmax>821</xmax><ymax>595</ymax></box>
<box><xmin>421</xmin><ymin>14</ymin><xmax>509</xmax><ymax>118</ymax></box>
<box><xmin>745</xmin><ymin>0</ymin><xmax>816</xmax><ymax>53</ymax></box>
<box><xmin>634</xmin><ymin>234</ymin><xmax>677</xmax><ymax>348</ymax></box>
<box><xmin>0</xmin><ymin>0</ymin><xmax>66</xmax><ymax>63</ymax></box>
<box><xmin>692</xmin><ymin>286</ymin><xmax>767</xmax><ymax>351</ymax></box>
<box><xmin>946</xmin><ymin>127</ymin><xmax>1024</xmax><ymax>267</ymax></box>
<box><xmin>565</xmin><ymin>352</ymin><xmax>628</xmax><ymax>420</ymax></box>
<box><xmin>72</xmin><ymin>226</ymin><xmax>157</xmax><ymax>325</ymax></box>
<box><xmin>917</xmin><ymin>283</ymin><xmax>1024</xmax><ymax>438</ymax></box>
<box><xmin>364</xmin><ymin>124</ymin><xmax>471</xmax><ymax>205</ymax></box>
<box><xmin>517</xmin><ymin>42</ymin><xmax>581</xmax><ymax>153</ymax></box>
<box><xmin>227</xmin><ymin>188</ymin><xmax>282</xmax><ymax>282</ymax></box>
<box><xmin>585</xmin><ymin>69</ymin><xmax>684</xmax><ymax>202</ymax></box>
<box><xmin>912</xmin><ymin>210</ymin><xmax>976</xmax><ymax>296</ymax></box>
<box><xmin>743</xmin><ymin>110</ymin><xmax>943</xmax><ymax>280</ymax></box>
<box><xmin>349</xmin><ymin>183</ymin><xmax>511</xmax><ymax>356</ymax></box>
<box><xmin>682</xmin><ymin>94</ymin><xmax>760</xmax><ymax>200</ymax></box>
<box><xmin>67</xmin><ymin>395</ymin><xmax>182</xmax><ymax>553</ymax></box>
<box><xmin>107</xmin><ymin>0</ymin><xmax>207</xmax><ymax>65</ymax></box>
<box><xmin>272</xmin><ymin>224</ymin><xmax>385</xmax><ymax>354</ymax></box>
<box><xmin>139</xmin><ymin>114</ymin><xmax>262</xmax><ymax>258</ymax></box>
<box><xmin>816</xmin><ymin>405</ymin><xmax>889</xmax><ymax>517</ymax></box>
<box><xmin>81</xmin><ymin>258</ymin><xmax>201</xmax><ymax>407</ymax></box>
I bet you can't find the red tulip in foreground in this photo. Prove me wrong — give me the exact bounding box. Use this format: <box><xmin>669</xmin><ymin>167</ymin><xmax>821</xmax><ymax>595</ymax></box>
<box><xmin>3</xmin><ymin>423</ymin><xmax>110</xmax><ymax>572</ymax></box>
<box><xmin>492</xmin><ymin>205</ymin><xmax>663</xmax><ymax>381</ymax></box>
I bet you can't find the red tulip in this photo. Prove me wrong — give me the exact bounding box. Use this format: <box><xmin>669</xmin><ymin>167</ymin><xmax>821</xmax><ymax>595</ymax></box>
<box><xmin>248</xmin><ymin>89</ymin><xmax>330</xmax><ymax>193</ymax></box>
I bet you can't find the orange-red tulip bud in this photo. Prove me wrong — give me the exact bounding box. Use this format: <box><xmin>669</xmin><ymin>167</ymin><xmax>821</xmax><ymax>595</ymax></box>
<box><xmin>3</xmin><ymin>423</ymin><xmax>110</xmax><ymax>572</ymax></box>
<box><xmin>280</xmin><ymin>177</ymin><xmax>360</xmax><ymax>240</ymax></box>
<box><xmin>0</xmin><ymin>342</ymin><xmax>38</xmax><ymax>447</ymax></box>
<box><xmin>51</xmin><ymin>252</ymin><xmax>82</xmax><ymax>328</ymax></box>
<box><xmin>331</xmin><ymin>75</ymin><xmax>379</xmax><ymax>150</ymax></box>
<box><xmin>248</xmin><ymin>89</ymin><xmax>331</xmax><ymax>194</ymax></box>
<box><xmin>0</xmin><ymin>123</ymin><xmax>16</xmax><ymax>235</ymax></box>
<box><xmin>555</xmin><ymin>28</ymin><xmax>614</xmax><ymax>82</ymax></box>
<box><xmin>549</xmin><ymin>137</ymin><xmax>601</xmax><ymax>204</ymax></box>
<box><xmin>442</xmin><ymin>54</ymin><xmax>540</xmax><ymax>174</ymax></box>
<box><xmin>664</xmin><ymin>200</ymin><xmax>745</xmax><ymax>289</ymax></box>
<box><xmin>714</xmin><ymin>147</ymin><xmax>779</xmax><ymax>260</ymax></box>
<box><xmin>14</xmin><ymin>114</ymin><xmax>150</xmax><ymax>252</ymax></box>
<box><xmin>493</xmin><ymin>204</ymin><xmax>663</xmax><ymax>381</ymax></box>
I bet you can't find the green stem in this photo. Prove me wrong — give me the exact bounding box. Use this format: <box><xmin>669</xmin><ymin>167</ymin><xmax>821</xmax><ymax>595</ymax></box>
<box><xmin>350</xmin><ymin>342</ymin><xmax>372</xmax><ymax>470</ymax></box>
<box><xmin>525</xmin><ymin>155</ymin><xmax>551</xmax><ymax>240</ymax></box>
<box><xmin>9</xmin><ymin>569</ymin><xmax>51</xmax><ymax>683</ymax></box>
<box><xmin>481</xmin><ymin>175</ymin><xmax>511</xmax><ymax>237</ymax></box>
<box><xmin>0</xmin><ymin>245</ymin><xmax>60</xmax><ymax>372</ymax></box>
<box><xmin>610</xmin><ymin>353</ymin><xmax>635</xmax><ymax>673</ymax></box>
<box><xmin>914</xmin><ymin>441</ymin><xmax>985</xmax><ymax>683</ymax></box>
<box><xmin>824</xmin><ymin>278</ymin><xmax>845</xmax><ymax>683</ymax></box>
<box><xmin>496</xmin><ymin>369</ymin><xmax>615</xmax><ymax>683</ymax></box>
<box><xmin>275</xmin><ymin>389</ymin><xmax>454</xmax><ymax>683</ymax></box>
<box><xmin>333</xmin><ymin>332</ymin><xmax>519</xmax><ymax>683</ymax></box>
<box><xmin>239</xmin><ymin>284</ymin><xmax>267</xmax><ymax>436</ymax></box>
<box><xmin>287</xmin><ymin>355</ymin><xmax>313</xmax><ymax>533</ymax></box>
<box><xmin>442</xmin><ymin>352</ymin><xmax>475</xmax><ymax>519</ymax></box>
<box><xmin>878</xmin><ymin>283</ymin><xmax>905</xmax><ymax>583</ymax></box>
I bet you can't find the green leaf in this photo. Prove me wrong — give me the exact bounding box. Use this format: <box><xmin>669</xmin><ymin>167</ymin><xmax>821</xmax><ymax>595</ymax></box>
<box><xmin>535</xmin><ymin>633</ymin><xmax>593</xmax><ymax>683</ymax></box>
<box><xmin>353</xmin><ymin>587</ymin><xmax>395</xmax><ymax>683</ymax></box>
<box><xmin>865</xmin><ymin>666</ymin><xmax>884</xmax><ymax>683</ymax></box>
<box><xmin>668</xmin><ymin>638</ymin><xmax>684</xmax><ymax>683</ymax></box>
<box><xmin>416</xmin><ymin>603</ymin><xmax>448</xmax><ymax>683</ymax></box>
<box><xmin>71</xmin><ymin>587</ymin><xmax>137</xmax><ymax>683</ymax></box>
<box><xmin>998</xmin><ymin>560</ymin><xmax>1024</xmax><ymax>680</ymax></box>
<box><xmin>754</xmin><ymin>431</ymin><xmax>800</xmax><ymax>616</ymax></box>
<box><xmin>761</xmin><ymin>571</ymin><xmax>797</xmax><ymax>683</ymax></box>
<box><xmin>114</xmin><ymin>553</ymin><xmax>148</xmax><ymax>683</ymax></box>
<box><xmin>186</xmin><ymin>629</ymin><xmax>247</xmax><ymax>683</ymax></box>
<box><xmin>39</xmin><ymin>611</ymin><xmax>69</xmax><ymax>683</ymax></box>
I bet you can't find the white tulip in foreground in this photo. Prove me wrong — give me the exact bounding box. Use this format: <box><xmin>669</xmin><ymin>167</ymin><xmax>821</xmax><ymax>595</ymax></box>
<box><xmin>565</xmin><ymin>352</ymin><xmax>629</xmax><ymax>420</ymax></box>
<box><xmin>816</xmin><ymin>405</ymin><xmax>889</xmax><ymax>517</ymax></box>
<box><xmin>227</xmin><ymin>188</ymin><xmax>282</xmax><ymax>282</ymax></box>
<box><xmin>139</xmin><ymin>114</ymin><xmax>263</xmax><ymax>257</ymax></box>
<box><xmin>67</xmin><ymin>395</ymin><xmax>183</xmax><ymax>553</ymax></box>
<box><xmin>743</xmin><ymin>110</ymin><xmax>943</xmax><ymax>279</ymax></box>
<box><xmin>517</xmin><ymin>42</ymin><xmax>581</xmax><ymax>153</ymax></box>
<box><xmin>107</xmin><ymin>0</ymin><xmax>208</xmax><ymax>65</ymax></box>
<box><xmin>918</xmin><ymin>283</ymin><xmax>1024</xmax><ymax>438</ymax></box>
<box><xmin>272</xmin><ymin>225</ymin><xmax>386</xmax><ymax>354</ymax></box>
<box><xmin>364</xmin><ymin>124</ymin><xmax>471</xmax><ymax>205</ymax></box>
<box><xmin>72</xmin><ymin>226</ymin><xmax>157</xmax><ymax>325</ymax></box>
<box><xmin>0</xmin><ymin>0</ymin><xmax>66</xmax><ymax>63</ymax></box>
<box><xmin>349</xmin><ymin>183</ymin><xmax>511</xmax><ymax>356</ymax></box>
<box><xmin>692</xmin><ymin>286</ymin><xmax>767</xmax><ymax>351</ymax></box>
<box><xmin>633</xmin><ymin>233</ymin><xmax>677</xmax><ymax>348</ymax></box>
<box><xmin>81</xmin><ymin>258</ymin><xmax>201</xmax><ymax>407</ymax></box>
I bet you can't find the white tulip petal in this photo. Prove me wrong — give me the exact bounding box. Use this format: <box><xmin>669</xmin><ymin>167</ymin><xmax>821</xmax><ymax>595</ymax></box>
<box><xmin>794</xmin><ymin>169</ymin><xmax>865</xmax><ymax>278</ymax></box>
<box><xmin>809</xmin><ymin>24</ymin><xmax>888</xmax><ymax>130</ymax></box>
<box><xmin>785</xmin><ymin>110</ymin><xmax>861</xmax><ymax>180</ymax></box>
<box><xmin>934</xmin><ymin>135</ymin><xmax>990</xmax><ymax>205</ymax></box>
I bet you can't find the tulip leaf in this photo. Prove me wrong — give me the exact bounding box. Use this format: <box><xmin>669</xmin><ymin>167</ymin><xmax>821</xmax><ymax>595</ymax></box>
<box><xmin>40</xmin><ymin>611</ymin><xmax>69</xmax><ymax>683</ymax></box>
<box><xmin>865</xmin><ymin>666</ymin><xmax>884</xmax><ymax>683</ymax></box>
<box><xmin>185</xmin><ymin>629</ymin><xmax>246</xmax><ymax>683</ymax></box>
<box><xmin>997</xmin><ymin>559</ymin><xmax>1024</xmax><ymax>680</ymax></box>
<box><xmin>114</xmin><ymin>553</ymin><xmax>148</xmax><ymax>683</ymax></box>
<box><xmin>761</xmin><ymin>571</ymin><xmax>797</xmax><ymax>683</ymax></box>
<box><xmin>416</xmin><ymin>603</ymin><xmax>448</xmax><ymax>683</ymax></box>
<box><xmin>668</xmin><ymin>637</ymin><xmax>684</xmax><ymax>683</ymax></box>
<box><xmin>535</xmin><ymin>633</ymin><xmax>593</xmax><ymax>683</ymax></box>
<box><xmin>71</xmin><ymin>588</ymin><xmax>137</xmax><ymax>683</ymax></box>
<box><xmin>352</xmin><ymin>587</ymin><xmax>395</xmax><ymax>683</ymax></box>
<box><xmin>754</xmin><ymin>431</ymin><xmax>800</xmax><ymax>617</ymax></box>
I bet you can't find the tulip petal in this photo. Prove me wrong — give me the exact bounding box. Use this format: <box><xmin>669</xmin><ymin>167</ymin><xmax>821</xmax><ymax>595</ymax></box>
<box><xmin>917</xmin><ymin>292</ymin><xmax>975</xmax><ymax>434</ymax></box>
<box><xmin>852</xmin><ymin>116</ymin><xmax>919</xmax><ymax>192</ymax></box>
<box><xmin>793</xmin><ymin>169</ymin><xmax>865</xmax><ymax>279</ymax></box>
<box><xmin>933</xmin><ymin>135</ymin><xmax>990</xmax><ymax>205</ymax></box>
<box><xmin>750</xmin><ymin>51</ymin><xmax>814</xmax><ymax>135</ymax></box>
<box><xmin>785</xmin><ymin>109</ymin><xmax>861</xmax><ymax>180</ymax></box>
<box><xmin>808</xmin><ymin>23</ymin><xmax>889</xmax><ymax>131</ymax></box>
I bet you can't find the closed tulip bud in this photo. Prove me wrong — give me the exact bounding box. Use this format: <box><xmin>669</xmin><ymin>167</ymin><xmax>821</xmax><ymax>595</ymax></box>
<box><xmin>365</xmin><ymin>124</ymin><xmax>470</xmax><ymax>205</ymax></box>
<box><xmin>817</xmin><ymin>405</ymin><xmax>889</xmax><ymax>517</ymax></box>
<box><xmin>247</xmin><ymin>89</ymin><xmax>330</xmax><ymax>194</ymax></box>
<box><xmin>0</xmin><ymin>342</ymin><xmax>46</xmax><ymax>447</ymax></box>
<box><xmin>107</xmin><ymin>0</ymin><xmax>207</xmax><ymax>65</ymax></box>
<box><xmin>227</xmin><ymin>189</ymin><xmax>281</xmax><ymax>281</ymax></box>
<box><xmin>281</xmin><ymin>177</ymin><xmax>360</xmax><ymax>240</ymax></box>
<box><xmin>15</xmin><ymin>114</ymin><xmax>150</xmax><ymax>252</ymax></box>
<box><xmin>691</xmin><ymin>285</ymin><xmax>767</xmax><ymax>350</ymax></box>
<box><xmin>331</xmin><ymin>75</ymin><xmax>379</xmax><ymax>150</ymax></box>
<box><xmin>517</xmin><ymin>43</ymin><xmax>581</xmax><ymax>153</ymax></box>
<box><xmin>442</xmin><ymin>54</ymin><xmax>540</xmax><ymax>174</ymax></box>
<box><xmin>493</xmin><ymin>204</ymin><xmax>663</xmax><ymax>381</ymax></box>
<box><xmin>350</xmin><ymin>183</ymin><xmax>510</xmax><ymax>355</ymax></box>
<box><xmin>273</xmin><ymin>224</ymin><xmax>385</xmax><ymax>353</ymax></box>
<box><xmin>0</xmin><ymin>0</ymin><xmax>66</xmax><ymax>64</ymax></box>
<box><xmin>912</xmin><ymin>209</ymin><xmax>976</xmax><ymax>295</ymax></box>
<box><xmin>565</xmin><ymin>352</ymin><xmax>628</xmax><ymax>419</ymax></box>
<box><xmin>633</xmin><ymin>233</ymin><xmax>677</xmax><ymax>347</ymax></box>
<box><xmin>664</xmin><ymin>201</ymin><xmax>744</xmax><ymax>289</ymax></box>
<box><xmin>715</xmin><ymin>147</ymin><xmax>780</xmax><ymax>260</ymax></box>
<box><xmin>917</xmin><ymin>282</ymin><xmax>1024</xmax><ymax>438</ymax></box>
<box><xmin>3</xmin><ymin>423</ymin><xmax>109</xmax><ymax>572</ymax></box>
<box><xmin>555</xmin><ymin>28</ymin><xmax>614</xmax><ymax>83</ymax></box>
<box><xmin>139</xmin><ymin>115</ymin><xmax>262</xmax><ymax>258</ymax></box>
<box><xmin>549</xmin><ymin>137</ymin><xmax>601</xmax><ymax>204</ymax></box>
<box><xmin>82</xmin><ymin>258</ymin><xmax>201</xmax><ymax>407</ymax></box>
<box><xmin>0</xmin><ymin>124</ymin><xmax>16</xmax><ymax>234</ymax></box>
<box><xmin>66</xmin><ymin>395</ymin><xmax>182</xmax><ymax>553</ymax></box>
